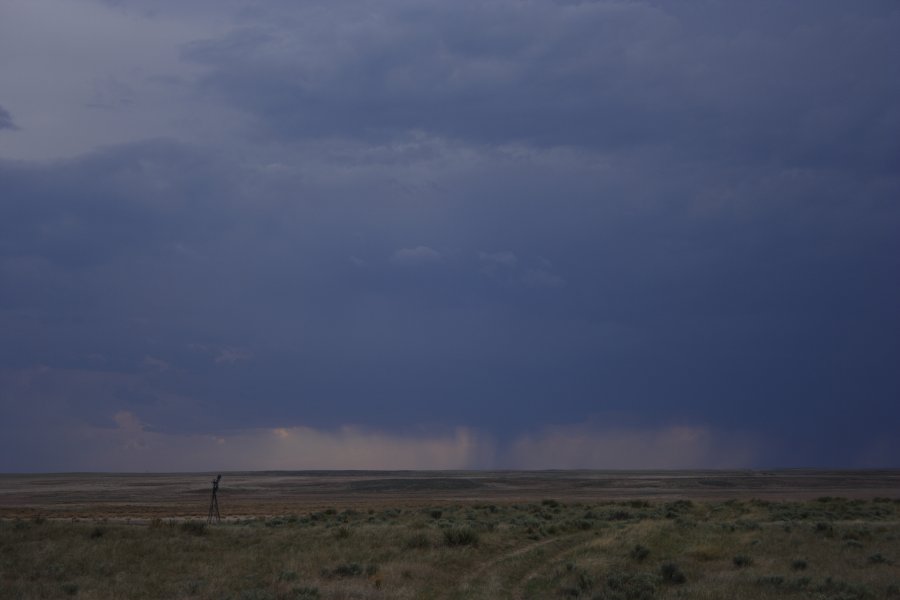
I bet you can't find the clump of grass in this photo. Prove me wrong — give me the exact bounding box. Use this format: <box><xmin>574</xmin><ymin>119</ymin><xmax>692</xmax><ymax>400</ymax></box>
<box><xmin>660</xmin><ymin>562</ymin><xmax>686</xmax><ymax>584</ymax></box>
<box><xmin>630</xmin><ymin>544</ymin><xmax>650</xmax><ymax>561</ymax></box>
<box><xmin>179</xmin><ymin>521</ymin><xmax>207</xmax><ymax>536</ymax></box>
<box><xmin>790</xmin><ymin>577</ymin><xmax>812</xmax><ymax>590</ymax></box>
<box><xmin>815</xmin><ymin>522</ymin><xmax>835</xmax><ymax>537</ymax></box>
<box><xmin>333</xmin><ymin>525</ymin><xmax>352</xmax><ymax>539</ymax></box>
<box><xmin>559</xmin><ymin>565</ymin><xmax>594</xmax><ymax>597</ymax></box>
<box><xmin>605</xmin><ymin>572</ymin><xmax>658</xmax><ymax>597</ymax></box>
<box><xmin>290</xmin><ymin>587</ymin><xmax>319</xmax><ymax>599</ymax></box>
<box><xmin>733</xmin><ymin>555</ymin><xmax>753</xmax><ymax>568</ymax></box>
<box><xmin>60</xmin><ymin>583</ymin><xmax>79</xmax><ymax>596</ymax></box>
<box><xmin>756</xmin><ymin>575</ymin><xmax>785</xmax><ymax>587</ymax></box>
<box><xmin>405</xmin><ymin>532</ymin><xmax>431</xmax><ymax>549</ymax></box>
<box><xmin>320</xmin><ymin>563</ymin><xmax>378</xmax><ymax>579</ymax></box>
<box><xmin>444</xmin><ymin>527</ymin><xmax>479</xmax><ymax>547</ymax></box>
<box><xmin>791</xmin><ymin>559</ymin><xmax>808</xmax><ymax>570</ymax></box>
<box><xmin>734</xmin><ymin>519</ymin><xmax>761</xmax><ymax>531</ymax></box>
<box><xmin>574</xmin><ymin>570</ymin><xmax>594</xmax><ymax>594</ymax></box>
<box><xmin>237</xmin><ymin>588</ymin><xmax>275</xmax><ymax>600</ymax></box>
<box><xmin>89</xmin><ymin>526</ymin><xmax>105</xmax><ymax>539</ymax></box>
<box><xmin>816</xmin><ymin>577</ymin><xmax>874</xmax><ymax>599</ymax></box>
<box><xmin>868</xmin><ymin>553</ymin><xmax>889</xmax><ymax>564</ymax></box>
<box><xmin>429</xmin><ymin>509</ymin><xmax>443</xmax><ymax>519</ymax></box>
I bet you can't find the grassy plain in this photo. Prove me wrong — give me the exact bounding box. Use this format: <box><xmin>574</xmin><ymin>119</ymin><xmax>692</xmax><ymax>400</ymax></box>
<box><xmin>1</xmin><ymin>471</ymin><xmax>898</xmax><ymax>599</ymax></box>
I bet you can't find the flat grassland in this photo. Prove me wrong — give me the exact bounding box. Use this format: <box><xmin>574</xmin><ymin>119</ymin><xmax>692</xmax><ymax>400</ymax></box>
<box><xmin>1</xmin><ymin>471</ymin><xmax>898</xmax><ymax>599</ymax></box>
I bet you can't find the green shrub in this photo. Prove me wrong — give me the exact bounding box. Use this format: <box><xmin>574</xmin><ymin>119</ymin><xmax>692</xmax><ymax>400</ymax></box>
<box><xmin>630</xmin><ymin>544</ymin><xmax>650</xmax><ymax>561</ymax></box>
<box><xmin>322</xmin><ymin>563</ymin><xmax>363</xmax><ymax>578</ymax></box>
<box><xmin>290</xmin><ymin>587</ymin><xmax>320</xmax><ymax>599</ymax></box>
<box><xmin>60</xmin><ymin>583</ymin><xmax>79</xmax><ymax>596</ymax></box>
<box><xmin>791</xmin><ymin>559</ymin><xmax>807</xmax><ymax>570</ymax></box>
<box><xmin>790</xmin><ymin>577</ymin><xmax>812</xmax><ymax>590</ymax></box>
<box><xmin>575</xmin><ymin>570</ymin><xmax>594</xmax><ymax>594</ymax></box>
<box><xmin>89</xmin><ymin>526</ymin><xmax>105</xmax><ymax>539</ymax></box>
<box><xmin>405</xmin><ymin>532</ymin><xmax>431</xmax><ymax>549</ymax></box>
<box><xmin>238</xmin><ymin>589</ymin><xmax>275</xmax><ymax>600</ymax></box>
<box><xmin>733</xmin><ymin>555</ymin><xmax>753</xmax><ymax>568</ymax></box>
<box><xmin>735</xmin><ymin>519</ymin><xmax>761</xmax><ymax>531</ymax></box>
<box><xmin>660</xmin><ymin>563</ymin><xmax>686</xmax><ymax>584</ymax></box>
<box><xmin>444</xmin><ymin>527</ymin><xmax>479</xmax><ymax>547</ymax></box>
<box><xmin>606</xmin><ymin>572</ymin><xmax>659</xmax><ymax>597</ymax></box>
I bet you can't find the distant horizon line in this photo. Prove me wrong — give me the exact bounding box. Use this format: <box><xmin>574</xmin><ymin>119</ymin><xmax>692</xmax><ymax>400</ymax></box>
<box><xmin>3</xmin><ymin>467</ymin><xmax>900</xmax><ymax>476</ymax></box>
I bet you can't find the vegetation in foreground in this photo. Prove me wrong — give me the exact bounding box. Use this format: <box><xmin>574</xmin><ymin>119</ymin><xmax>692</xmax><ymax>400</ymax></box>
<box><xmin>1</xmin><ymin>497</ymin><xmax>899</xmax><ymax>599</ymax></box>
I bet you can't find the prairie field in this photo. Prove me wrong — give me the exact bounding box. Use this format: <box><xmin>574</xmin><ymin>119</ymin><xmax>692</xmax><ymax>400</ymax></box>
<box><xmin>1</xmin><ymin>471</ymin><xmax>898</xmax><ymax>599</ymax></box>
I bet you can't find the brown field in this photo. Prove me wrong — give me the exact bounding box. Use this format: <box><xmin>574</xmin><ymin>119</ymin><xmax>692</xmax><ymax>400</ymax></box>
<box><xmin>1</xmin><ymin>470</ymin><xmax>899</xmax><ymax>520</ymax></box>
<box><xmin>1</xmin><ymin>471</ymin><xmax>899</xmax><ymax>599</ymax></box>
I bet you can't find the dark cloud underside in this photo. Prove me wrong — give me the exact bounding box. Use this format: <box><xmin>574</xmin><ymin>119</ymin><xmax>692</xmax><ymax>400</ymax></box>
<box><xmin>0</xmin><ymin>105</ymin><xmax>17</xmax><ymax>131</ymax></box>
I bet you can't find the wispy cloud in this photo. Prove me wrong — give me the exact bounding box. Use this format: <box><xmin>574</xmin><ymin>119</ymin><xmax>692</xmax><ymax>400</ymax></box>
<box><xmin>478</xmin><ymin>250</ymin><xmax>518</xmax><ymax>275</ymax></box>
<box><xmin>391</xmin><ymin>245</ymin><xmax>443</xmax><ymax>267</ymax></box>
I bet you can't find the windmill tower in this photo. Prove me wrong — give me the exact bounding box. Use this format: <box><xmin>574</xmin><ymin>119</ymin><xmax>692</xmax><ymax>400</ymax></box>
<box><xmin>207</xmin><ymin>474</ymin><xmax>222</xmax><ymax>524</ymax></box>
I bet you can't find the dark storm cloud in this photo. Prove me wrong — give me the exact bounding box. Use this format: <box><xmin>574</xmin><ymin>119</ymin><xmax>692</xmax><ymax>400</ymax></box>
<box><xmin>177</xmin><ymin>1</ymin><xmax>900</xmax><ymax>167</ymax></box>
<box><xmin>1</xmin><ymin>1</ymin><xmax>899</xmax><ymax>470</ymax></box>
<box><xmin>0</xmin><ymin>105</ymin><xmax>17</xmax><ymax>131</ymax></box>
<box><xmin>0</xmin><ymin>141</ymin><xmax>232</xmax><ymax>269</ymax></box>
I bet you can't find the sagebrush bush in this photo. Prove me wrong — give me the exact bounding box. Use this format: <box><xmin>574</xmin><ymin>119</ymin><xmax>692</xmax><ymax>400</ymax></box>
<box><xmin>630</xmin><ymin>544</ymin><xmax>650</xmax><ymax>561</ymax></box>
<box><xmin>405</xmin><ymin>532</ymin><xmax>431</xmax><ymax>549</ymax></box>
<box><xmin>733</xmin><ymin>555</ymin><xmax>753</xmax><ymax>568</ymax></box>
<box><xmin>290</xmin><ymin>587</ymin><xmax>319</xmax><ymax>599</ymax></box>
<box><xmin>334</xmin><ymin>525</ymin><xmax>352</xmax><ymax>539</ymax></box>
<box><xmin>660</xmin><ymin>562</ymin><xmax>686</xmax><ymax>584</ymax></box>
<box><xmin>444</xmin><ymin>527</ymin><xmax>479</xmax><ymax>547</ymax></box>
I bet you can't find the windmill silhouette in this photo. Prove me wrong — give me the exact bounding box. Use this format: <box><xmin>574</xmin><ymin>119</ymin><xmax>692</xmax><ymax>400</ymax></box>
<box><xmin>207</xmin><ymin>475</ymin><xmax>222</xmax><ymax>524</ymax></box>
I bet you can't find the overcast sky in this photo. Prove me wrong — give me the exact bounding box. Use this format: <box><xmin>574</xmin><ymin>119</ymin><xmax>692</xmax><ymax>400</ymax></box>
<box><xmin>1</xmin><ymin>0</ymin><xmax>898</xmax><ymax>471</ymax></box>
